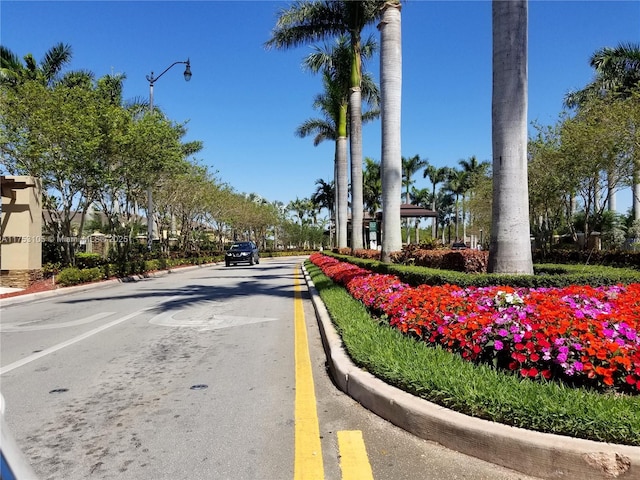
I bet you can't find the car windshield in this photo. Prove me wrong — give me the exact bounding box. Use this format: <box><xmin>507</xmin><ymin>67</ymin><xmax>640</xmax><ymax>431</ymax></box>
<box><xmin>230</xmin><ymin>242</ymin><xmax>252</xmax><ymax>250</ymax></box>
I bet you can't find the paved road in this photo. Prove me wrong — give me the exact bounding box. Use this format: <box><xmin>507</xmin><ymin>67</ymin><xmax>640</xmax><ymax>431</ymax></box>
<box><xmin>0</xmin><ymin>257</ymin><xmax>538</xmax><ymax>480</ymax></box>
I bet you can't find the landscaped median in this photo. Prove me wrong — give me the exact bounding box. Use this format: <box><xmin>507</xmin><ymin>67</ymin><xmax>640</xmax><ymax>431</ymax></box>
<box><xmin>306</xmin><ymin>252</ymin><xmax>640</xmax><ymax>448</ymax></box>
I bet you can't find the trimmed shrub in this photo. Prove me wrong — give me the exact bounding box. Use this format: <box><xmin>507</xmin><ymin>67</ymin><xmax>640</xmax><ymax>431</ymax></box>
<box><xmin>56</xmin><ymin>267</ymin><xmax>104</xmax><ymax>286</ymax></box>
<box><xmin>75</xmin><ymin>252</ymin><xmax>105</xmax><ymax>269</ymax></box>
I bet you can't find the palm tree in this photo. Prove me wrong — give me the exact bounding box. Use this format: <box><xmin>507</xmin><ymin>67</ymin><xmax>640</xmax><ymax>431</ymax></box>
<box><xmin>296</xmin><ymin>71</ymin><xmax>347</xmax><ymax>247</ymax></box>
<box><xmin>311</xmin><ymin>178</ymin><xmax>335</xmax><ymax>246</ymax></box>
<box><xmin>267</xmin><ymin>0</ymin><xmax>382</xmax><ymax>252</ymax></box>
<box><xmin>423</xmin><ymin>164</ymin><xmax>450</xmax><ymax>239</ymax></box>
<box><xmin>311</xmin><ymin>178</ymin><xmax>334</xmax><ymax>216</ymax></box>
<box><xmin>298</xmin><ymin>35</ymin><xmax>379</xmax><ymax>249</ymax></box>
<box><xmin>444</xmin><ymin>168</ymin><xmax>468</xmax><ymax>242</ymax></box>
<box><xmin>1</xmin><ymin>42</ymin><xmax>72</xmax><ymax>87</ymax></box>
<box><xmin>565</xmin><ymin>42</ymin><xmax>640</xmax><ymax>107</ymax></box>
<box><xmin>401</xmin><ymin>154</ymin><xmax>427</xmax><ymax>243</ymax></box>
<box><xmin>379</xmin><ymin>0</ymin><xmax>403</xmax><ymax>262</ymax></box>
<box><xmin>411</xmin><ymin>187</ymin><xmax>431</xmax><ymax>243</ymax></box>
<box><xmin>363</xmin><ymin>157</ymin><xmax>382</xmax><ymax>216</ymax></box>
<box><xmin>401</xmin><ymin>154</ymin><xmax>427</xmax><ymax>204</ymax></box>
<box><xmin>489</xmin><ymin>0</ymin><xmax>533</xmax><ymax>274</ymax></box>
<box><xmin>458</xmin><ymin>155</ymin><xmax>490</xmax><ymax>239</ymax></box>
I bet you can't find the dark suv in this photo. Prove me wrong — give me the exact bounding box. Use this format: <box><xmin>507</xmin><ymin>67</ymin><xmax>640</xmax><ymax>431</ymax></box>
<box><xmin>225</xmin><ymin>241</ymin><xmax>260</xmax><ymax>267</ymax></box>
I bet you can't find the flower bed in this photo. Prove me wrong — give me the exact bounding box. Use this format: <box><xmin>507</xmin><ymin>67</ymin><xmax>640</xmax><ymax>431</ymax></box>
<box><xmin>310</xmin><ymin>253</ymin><xmax>640</xmax><ymax>393</ymax></box>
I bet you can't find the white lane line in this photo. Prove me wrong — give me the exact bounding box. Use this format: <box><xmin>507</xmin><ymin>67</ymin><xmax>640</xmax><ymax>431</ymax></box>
<box><xmin>0</xmin><ymin>308</ymin><xmax>149</xmax><ymax>376</ymax></box>
<box><xmin>149</xmin><ymin>311</ymin><xmax>279</xmax><ymax>330</ymax></box>
<box><xmin>0</xmin><ymin>312</ymin><xmax>115</xmax><ymax>332</ymax></box>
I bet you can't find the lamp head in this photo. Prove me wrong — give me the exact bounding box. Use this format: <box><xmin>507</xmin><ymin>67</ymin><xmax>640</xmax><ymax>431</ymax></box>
<box><xmin>183</xmin><ymin>60</ymin><xmax>192</xmax><ymax>82</ymax></box>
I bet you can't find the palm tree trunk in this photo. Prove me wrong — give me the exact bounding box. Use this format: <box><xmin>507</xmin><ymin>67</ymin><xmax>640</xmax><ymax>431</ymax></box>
<box><xmin>337</xmin><ymin>136</ymin><xmax>349</xmax><ymax>248</ymax></box>
<box><xmin>488</xmin><ymin>0</ymin><xmax>533</xmax><ymax>274</ymax></box>
<box><xmin>349</xmin><ymin>85</ymin><xmax>364</xmax><ymax>251</ymax></box>
<box><xmin>379</xmin><ymin>1</ymin><xmax>403</xmax><ymax>262</ymax></box>
<box><xmin>634</xmin><ymin>157</ymin><xmax>640</xmax><ymax>220</ymax></box>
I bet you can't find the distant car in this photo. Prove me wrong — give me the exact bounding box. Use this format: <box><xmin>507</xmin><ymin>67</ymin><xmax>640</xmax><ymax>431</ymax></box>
<box><xmin>451</xmin><ymin>242</ymin><xmax>468</xmax><ymax>250</ymax></box>
<box><xmin>225</xmin><ymin>241</ymin><xmax>259</xmax><ymax>267</ymax></box>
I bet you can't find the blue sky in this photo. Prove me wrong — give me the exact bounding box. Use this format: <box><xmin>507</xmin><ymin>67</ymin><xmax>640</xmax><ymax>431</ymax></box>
<box><xmin>2</xmin><ymin>1</ymin><xmax>639</xmax><ymax>217</ymax></box>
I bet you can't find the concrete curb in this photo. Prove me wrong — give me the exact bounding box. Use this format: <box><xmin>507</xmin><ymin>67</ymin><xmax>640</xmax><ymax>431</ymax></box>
<box><xmin>0</xmin><ymin>263</ymin><xmax>219</xmax><ymax>308</ymax></box>
<box><xmin>301</xmin><ymin>265</ymin><xmax>640</xmax><ymax>480</ymax></box>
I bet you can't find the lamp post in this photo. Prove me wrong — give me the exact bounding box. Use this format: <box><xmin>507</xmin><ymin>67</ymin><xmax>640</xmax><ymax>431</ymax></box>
<box><xmin>144</xmin><ymin>59</ymin><xmax>192</xmax><ymax>251</ymax></box>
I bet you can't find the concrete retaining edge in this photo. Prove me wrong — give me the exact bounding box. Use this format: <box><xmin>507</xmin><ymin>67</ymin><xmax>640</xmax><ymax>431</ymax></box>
<box><xmin>301</xmin><ymin>265</ymin><xmax>640</xmax><ymax>480</ymax></box>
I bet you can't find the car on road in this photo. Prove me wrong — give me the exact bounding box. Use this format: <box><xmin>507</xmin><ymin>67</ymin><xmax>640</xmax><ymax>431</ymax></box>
<box><xmin>451</xmin><ymin>242</ymin><xmax>468</xmax><ymax>250</ymax></box>
<box><xmin>225</xmin><ymin>241</ymin><xmax>259</xmax><ymax>267</ymax></box>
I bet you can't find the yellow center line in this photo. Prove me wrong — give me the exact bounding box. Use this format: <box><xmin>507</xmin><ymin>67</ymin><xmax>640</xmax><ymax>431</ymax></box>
<box><xmin>337</xmin><ymin>430</ymin><xmax>375</xmax><ymax>480</ymax></box>
<box><xmin>294</xmin><ymin>266</ymin><xmax>325</xmax><ymax>480</ymax></box>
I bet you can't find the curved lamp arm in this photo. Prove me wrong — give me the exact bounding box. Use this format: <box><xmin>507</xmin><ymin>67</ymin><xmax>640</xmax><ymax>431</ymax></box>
<box><xmin>146</xmin><ymin>59</ymin><xmax>191</xmax><ymax>85</ymax></box>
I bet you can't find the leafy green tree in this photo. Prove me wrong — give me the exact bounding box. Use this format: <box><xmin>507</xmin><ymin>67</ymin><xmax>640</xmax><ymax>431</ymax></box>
<box><xmin>565</xmin><ymin>43</ymin><xmax>640</xmax><ymax>219</ymax></box>
<box><xmin>528</xmin><ymin>122</ymin><xmax>572</xmax><ymax>255</ymax></box>
<box><xmin>1</xmin><ymin>78</ymin><xmax>104</xmax><ymax>264</ymax></box>
<box><xmin>559</xmin><ymin>97</ymin><xmax>633</xmax><ymax>245</ymax></box>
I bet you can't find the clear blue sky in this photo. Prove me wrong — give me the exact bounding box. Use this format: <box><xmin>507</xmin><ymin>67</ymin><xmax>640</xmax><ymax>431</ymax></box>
<box><xmin>2</xmin><ymin>1</ymin><xmax>639</xmax><ymax>217</ymax></box>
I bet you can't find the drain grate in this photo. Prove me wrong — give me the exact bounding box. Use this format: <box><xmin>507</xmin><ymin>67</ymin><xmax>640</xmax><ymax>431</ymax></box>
<box><xmin>190</xmin><ymin>384</ymin><xmax>208</xmax><ymax>390</ymax></box>
<box><xmin>49</xmin><ymin>388</ymin><xmax>69</xmax><ymax>394</ymax></box>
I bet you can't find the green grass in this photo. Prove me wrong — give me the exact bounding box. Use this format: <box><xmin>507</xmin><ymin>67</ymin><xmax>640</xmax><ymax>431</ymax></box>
<box><xmin>305</xmin><ymin>261</ymin><xmax>640</xmax><ymax>446</ymax></box>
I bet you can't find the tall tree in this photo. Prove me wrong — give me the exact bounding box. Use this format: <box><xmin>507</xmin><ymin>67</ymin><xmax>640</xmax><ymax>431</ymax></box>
<box><xmin>267</xmin><ymin>0</ymin><xmax>382</xmax><ymax>251</ymax></box>
<box><xmin>488</xmin><ymin>0</ymin><xmax>533</xmax><ymax>274</ymax></box>
<box><xmin>401</xmin><ymin>154</ymin><xmax>426</xmax><ymax>243</ymax></box>
<box><xmin>423</xmin><ymin>164</ymin><xmax>449</xmax><ymax>238</ymax></box>
<box><xmin>1</xmin><ymin>42</ymin><xmax>72</xmax><ymax>88</ymax></box>
<box><xmin>444</xmin><ymin>168</ymin><xmax>468</xmax><ymax>242</ymax></box>
<box><xmin>411</xmin><ymin>187</ymin><xmax>431</xmax><ymax>243</ymax></box>
<box><xmin>379</xmin><ymin>0</ymin><xmax>403</xmax><ymax>261</ymax></box>
<box><xmin>458</xmin><ymin>155</ymin><xmax>490</xmax><ymax>239</ymax></box>
<box><xmin>565</xmin><ymin>42</ymin><xmax>640</xmax><ymax>219</ymax></box>
<box><xmin>298</xmin><ymin>36</ymin><xmax>379</xmax><ymax>248</ymax></box>
<box><xmin>401</xmin><ymin>154</ymin><xmax>427</xmax><ymax>204</ymax></box>
<box><xmin>363</xmin><ymin>157</ymin><xmax>382</xmax><ymax>216</ymax></box>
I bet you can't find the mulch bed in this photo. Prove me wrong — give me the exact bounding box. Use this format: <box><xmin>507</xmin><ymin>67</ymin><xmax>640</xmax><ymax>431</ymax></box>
<box><xmin>0</xmin><ymin>277</ymin><xmax>57</xmax><ymax>299</ymax></box>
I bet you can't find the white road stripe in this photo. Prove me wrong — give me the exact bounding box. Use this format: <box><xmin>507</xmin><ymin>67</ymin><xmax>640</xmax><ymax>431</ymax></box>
<box><xmin>0</xmin><ymin>312</ymin><xmax>115</xmax><ymax>332</ymax></box>
<box><xmin>0</xmin><ymin>308</ymin><xmax>149</xmax><ymax>375</ymax></box>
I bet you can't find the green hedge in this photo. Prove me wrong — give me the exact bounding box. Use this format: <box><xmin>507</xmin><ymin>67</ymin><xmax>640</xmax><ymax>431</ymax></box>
<box><xmin>325</xmin><ymin>252</ymin><xmax>640</xmax><ymax>287</ymax></box>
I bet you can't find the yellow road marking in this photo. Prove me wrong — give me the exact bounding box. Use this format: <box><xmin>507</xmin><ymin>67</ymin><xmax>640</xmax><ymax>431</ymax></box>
<box><xmin>294</xmin><ymin>266</ymin><xmax>325</xmax><ymax>480</ymax></box>
<box><xmin>337</xmin><ymin>430</ymin><xmax>375</xmax><ymax>480</ymax></box>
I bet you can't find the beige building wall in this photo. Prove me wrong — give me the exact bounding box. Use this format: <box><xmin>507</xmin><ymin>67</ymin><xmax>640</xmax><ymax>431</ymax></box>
<box><xmin>1</xmin><ymin>176</ymin><xmax>43</xmax><ymax>288</ymax></box>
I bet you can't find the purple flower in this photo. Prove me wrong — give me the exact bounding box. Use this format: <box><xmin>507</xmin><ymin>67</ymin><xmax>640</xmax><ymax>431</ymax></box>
<box><xmin>494</xmin><ymin>340</ymin><xmax>504</xmax><ymax>351</ymax></box>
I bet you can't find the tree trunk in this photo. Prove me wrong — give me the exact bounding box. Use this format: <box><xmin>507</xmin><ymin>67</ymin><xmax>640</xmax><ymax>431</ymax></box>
<box><xmin>336</xmin><ymin>136</ymin><xmax>349</xmax><ymax>249</ymax></box>
<box><xmin>349</xmin><ymin>85</ymin><xmax>364</xmax><ymax>251</ymax></box>
<box><xmin>488</xmin><ymin>0</ymin><xmax>533</xmax><ymax>274</ymax></box>
<box><xmin>379</xmin><ymin>1</ymin><xmax>403</xmax><ymax>262</ymax></box>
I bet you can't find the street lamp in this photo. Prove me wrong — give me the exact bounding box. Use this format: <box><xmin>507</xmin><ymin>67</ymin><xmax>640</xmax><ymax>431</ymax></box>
<box><xmin>144</xmin><ymin>59</ymin><xmax>191</xmax><ymax>251</ymax></box>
